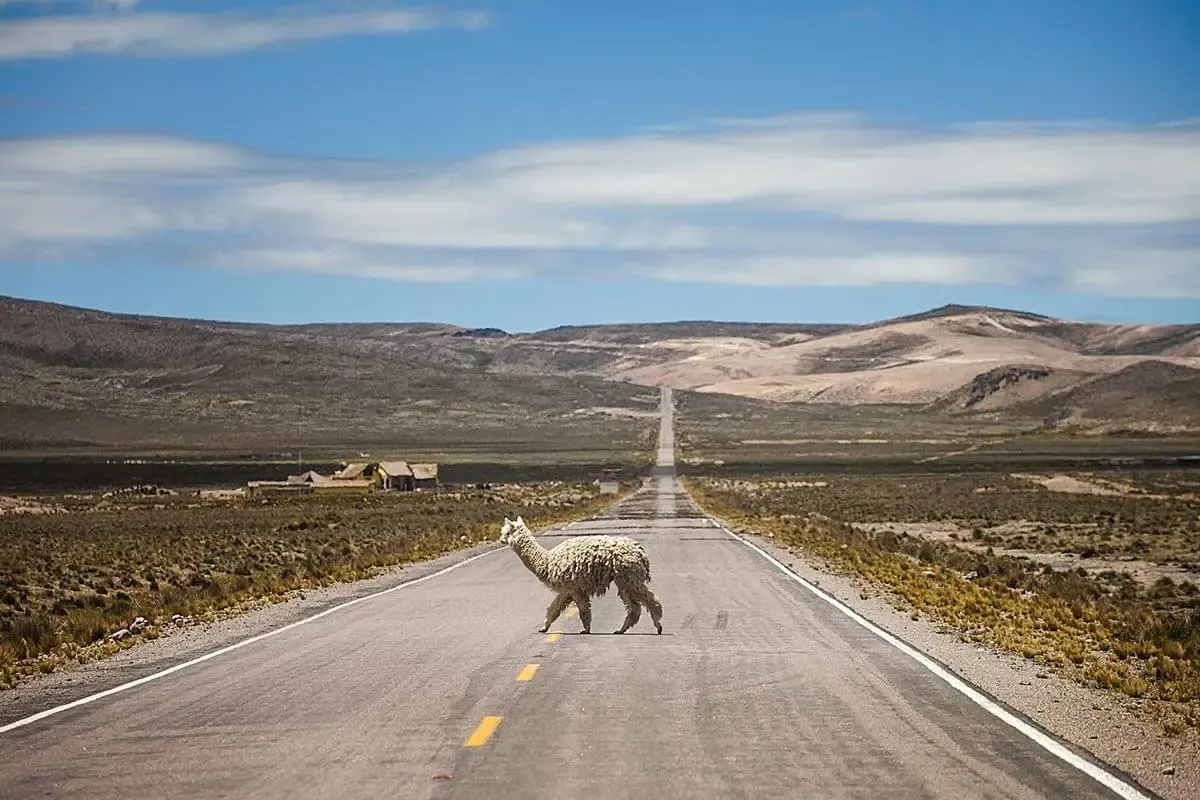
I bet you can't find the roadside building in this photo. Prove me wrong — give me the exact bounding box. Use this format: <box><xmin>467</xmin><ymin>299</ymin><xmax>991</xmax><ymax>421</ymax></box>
<box><xmin>376</xmin><ymin>461</ymin><xmax>415</xmax><ymax>492</ymax></box>
<box><xmin>250</xmin><ymin>460</ymin><xmax>433</xmax><ymax>496</ymax></box>
<box><xmin>411</xmin><ymin>463</ymin><xmax>439</xmax><ymax>491</ymax></box>
<box><xmin>333</xmin><ymin>462</ymin><xmax>370</xmax><ymax>481</ymax></box>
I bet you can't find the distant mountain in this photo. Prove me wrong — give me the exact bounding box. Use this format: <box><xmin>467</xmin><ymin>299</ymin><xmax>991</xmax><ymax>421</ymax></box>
<box><xmin>866</xmin><ymin>303</ymin><xmax>1055</xmax><ymax>327</ymax></box>
<box><xmin>2</xmin><ymin>295</ymin><xmax>1198</xmax><ymax>450</ymax></box>
<box><xmin>606</xmin><ymin>306</ymin><xmax>1199</xmax><ymax>423</ymax></box>
<box><xmin>526</xmin><ymin>320</ymin><xmax>852</xmax><ymax>344</ymax></box>
<box><xmin>452</xmin><ymin>327</ymin><xmax>510</xmax><ymax>339</ymax></box>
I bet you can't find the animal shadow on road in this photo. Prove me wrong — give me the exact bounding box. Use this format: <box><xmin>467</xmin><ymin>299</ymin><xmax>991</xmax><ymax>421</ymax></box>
<box><xmin>555</xmin><ymin>631</ymin><xmax>676</xmax><ymax>636</ymax></box>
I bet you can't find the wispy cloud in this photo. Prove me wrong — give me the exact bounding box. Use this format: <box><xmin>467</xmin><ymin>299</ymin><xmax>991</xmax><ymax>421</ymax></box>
<box><xmin>0</xmin><ymin>3</ymin><xmax>487</xmax><ymax>59</ymax></box>
<box><xmin>2</xmin><ymin>114</ymin><xmax>1198</xmax><ymax>296</ymax></box>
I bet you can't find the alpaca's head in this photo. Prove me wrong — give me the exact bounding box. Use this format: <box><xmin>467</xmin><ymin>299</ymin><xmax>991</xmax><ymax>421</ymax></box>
<box><xmin>499</xmin><ymin>516</ymin><xmax>528</xmax><ymax>545</ymax></box>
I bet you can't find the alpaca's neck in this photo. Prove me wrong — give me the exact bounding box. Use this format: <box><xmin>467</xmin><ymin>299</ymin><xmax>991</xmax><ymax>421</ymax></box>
<box><xmin>508</xmin><ymin>529</ymin><xmax>551</xmax><ymax>583</ymax></box>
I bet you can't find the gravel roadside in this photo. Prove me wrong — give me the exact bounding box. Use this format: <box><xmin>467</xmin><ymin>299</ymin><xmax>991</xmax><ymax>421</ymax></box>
<box><xmin>734</xmin><ymin>526</ymin><xmax>1200</xmax><ymax>800</ymax></box>
<box><xmin>0</xmin><ymin>537</ymin><xmax>508</xmax><ymax>727</ymax></box>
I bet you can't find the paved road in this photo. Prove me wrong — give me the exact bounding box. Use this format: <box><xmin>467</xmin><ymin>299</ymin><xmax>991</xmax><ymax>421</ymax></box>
<box><xmin>0</xmin><ymin>389</ymin><xmax>1154</xmax><ymax>799</ymax></box>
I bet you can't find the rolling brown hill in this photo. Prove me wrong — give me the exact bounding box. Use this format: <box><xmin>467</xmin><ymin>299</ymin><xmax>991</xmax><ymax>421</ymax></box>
<box><xmin>0</xmin><ymin>296</ymin><xmax>658</xmax><ymax>454</ymax></box>
<box><xmin>604</xmin><ymin>307</ymin><xmax>1199</xmax><ymax>418</ymax></box>
<box><xmin>1034</xmin><ymin>361</ymin><xmax>1200</xmax><ymax>433</ymax></box>
<box><xmin>2</xmin><ymin>295</ymin><xmax>1197</xmax><ymax>451</ymax></box>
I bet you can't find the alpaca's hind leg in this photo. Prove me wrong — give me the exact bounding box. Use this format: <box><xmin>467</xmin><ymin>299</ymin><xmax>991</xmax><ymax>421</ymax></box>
<box><xmin>540</xmin><ymin>592</ymin><xmax>571</xmax><ymax>633</ymax></box>
<box><xmin>639</xmin><ymin>585</ymin><xmax>664</xmax><ymax>634</ymax></box>
<box><xmin>614</xmin><ymin>582</ymin><xmax>642</xmax><ymax>634</ymax></box>
<box><xmin>574</xmin><ymin>595</ymin><xmax>593</xmax><ymax>634</ymax></box>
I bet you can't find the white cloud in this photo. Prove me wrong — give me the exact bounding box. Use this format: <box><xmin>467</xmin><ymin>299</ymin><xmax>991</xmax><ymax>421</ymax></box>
<box><xmin>1</xmin><ymin>115</ymin><xmax>1198</xmax><ymax>295</ymax></box>
<box><xmin>0</xmin><ymin>4</ymin><xmax>487</xmax><ymax>59</ymax></box>
<box><xmin>1066</xmin><ymin>250</ymin><xmax>1200</xmax><ymax>298</ymax></box>
<box><xmin>642</xmin><ymin>253</ymin><xmax>1017</xmax><ymax>288</ymax></box>
<box><xmin>0</xmin><ymin>188</ymin><xmax>161</xmax><ymax>242</ymax></box>
<box><xmin>208</xmin><ymin>246</ymin><xmax>530</xmax><ymax>283</ymax></box>
<box><xmin>0</xmin><ymin>134</ymin><xmax>247</xmax><ymax>174</ymax></box>
<box><xmin>479</xmin><ymin>122</ymin><xmax>1200</xmax><ymax>225</ymax></box>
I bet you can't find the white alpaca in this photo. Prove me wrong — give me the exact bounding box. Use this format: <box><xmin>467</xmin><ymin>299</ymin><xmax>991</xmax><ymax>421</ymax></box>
<box><xmin>498</xmin><ymin>516</ymin><xmax>663</xmax><ymax>635</ymax></box>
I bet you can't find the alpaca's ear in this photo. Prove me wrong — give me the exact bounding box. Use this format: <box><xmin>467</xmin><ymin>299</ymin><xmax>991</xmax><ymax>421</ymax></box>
<box><xmin>503</xmin><ymin>516</ymin><xmax>511</xmax><ymax>524</ymax></box>
<box><xmin>515</xmin><ymin>515</ymin><xmax>525</xmax><ymax>526</ymax></box>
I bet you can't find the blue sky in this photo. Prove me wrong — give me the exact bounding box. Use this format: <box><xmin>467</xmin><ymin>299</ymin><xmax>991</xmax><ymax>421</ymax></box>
<box><xmin>1</xmin><ymin>0</ymin><xmax>1198</xmax><ymax>329</ymax></box>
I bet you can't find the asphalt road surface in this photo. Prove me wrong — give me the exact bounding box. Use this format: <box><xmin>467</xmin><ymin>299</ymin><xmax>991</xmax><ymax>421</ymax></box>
<box><xmin>0</xmin><ymin>388</ymin><xmax>1157</xmax><ymax>799</ymax></box>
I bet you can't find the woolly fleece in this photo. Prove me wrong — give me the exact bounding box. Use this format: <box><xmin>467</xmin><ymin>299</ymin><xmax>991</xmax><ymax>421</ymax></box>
<box><xmin>499</xmin><ymin>516</ymin><xmax>663</xmax><ymax>635</ymax></box>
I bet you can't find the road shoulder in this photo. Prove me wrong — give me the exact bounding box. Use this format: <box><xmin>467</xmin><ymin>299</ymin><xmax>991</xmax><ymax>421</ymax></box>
<box><xmin>732</xmin><ymin>527</ymin><xmax>1199</xmax><ymax>800</ymax></box>
<box><xmin>0</xmin><ymin>538</ymin><xmax>506</xmax><ymax>727</ymax></box>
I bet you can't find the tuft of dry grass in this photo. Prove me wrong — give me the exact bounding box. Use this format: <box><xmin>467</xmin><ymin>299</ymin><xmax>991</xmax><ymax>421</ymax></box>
<box><xmin>0</xmin><ymin>482</ymin><xmax>626</xmax><ymax>687</ymax></box>
<box><xmin>686</xmin><ymin>476</ymin><xmax>1200</xmax><ymax>734</ymax></box>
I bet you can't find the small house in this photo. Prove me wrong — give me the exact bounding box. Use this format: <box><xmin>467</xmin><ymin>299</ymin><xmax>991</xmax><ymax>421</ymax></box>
<box><xmin>376</xmin><ymin>461</ymin><xmax>415</xmax><ymax>492</ymax></box>
<box><xmin>411</xmin><ymin>463</ymin><xmax>439</xmax><ymax>491</ymax></box>
<box><xmin>333</xmin><ymin>462</ymin><xmax>369</xmax><ymax>481</ymax></box>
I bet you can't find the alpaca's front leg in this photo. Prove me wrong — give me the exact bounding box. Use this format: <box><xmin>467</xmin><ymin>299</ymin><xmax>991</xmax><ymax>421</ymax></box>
<box><xmin>574</xmin><ymin>596</ymin><xmax>593</xmax><ymax>634</ymax></box>
<box><xmin>540</xmin><ymin>592</ymin><xmax>571</xmax><ymax>633</ymax></box>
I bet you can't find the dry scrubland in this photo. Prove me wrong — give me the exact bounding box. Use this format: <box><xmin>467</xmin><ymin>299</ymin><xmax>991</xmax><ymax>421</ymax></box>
<box><xmin>0</xmin><ymin>483</ymin><xmax>622</xmax><ymax>688</ymax></box>
<box><xmin>687</xmin><ymin>471</ymin><xmax>1200</xmax><ymax>734</ymax></box>
<box><xmin>673</xmin><ymin>391</ymin><xmax>1024</xmax><ymax>462</ymax></box>
<box><xmin>720</xmin><ymin>471</ymin><xmax>1200</xmax><ymax>568</ymax></box>
<box><xmin>673</xmin><ymin>390</ymin><xmax>1200</xmax><ymax>472</ymax></box>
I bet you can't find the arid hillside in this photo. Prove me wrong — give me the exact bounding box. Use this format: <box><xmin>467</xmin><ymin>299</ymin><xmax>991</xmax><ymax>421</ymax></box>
<box><xmin>0</xmin><ymin>296</ymin><xmax>659</xmax><ymax>454</ymax></box>
<box><xmin>598</xmin><ymin>306</ymin><xmax>1199</xmax><ymax>431</ymax></box>
<box><xmin>2</xmin><ymin>296</ymin><xmax>1197</xmax><ymax>449</ymax></box>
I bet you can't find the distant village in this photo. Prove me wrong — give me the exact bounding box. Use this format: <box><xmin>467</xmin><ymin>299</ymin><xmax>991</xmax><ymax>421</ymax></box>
<box><xmin>246</xmin><ymin>460</ymin><xmax>439</xmax><ymax>497</ymax></box>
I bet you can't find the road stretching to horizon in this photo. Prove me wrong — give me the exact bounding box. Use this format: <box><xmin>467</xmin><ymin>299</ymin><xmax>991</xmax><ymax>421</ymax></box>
<box><xmin>0</xmin><ymin>388</ymin><xmax>1157</xmax><ymax>799</ymax></box>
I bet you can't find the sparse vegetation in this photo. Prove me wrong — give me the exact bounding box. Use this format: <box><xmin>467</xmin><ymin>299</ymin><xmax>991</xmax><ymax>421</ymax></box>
<box><xmin>689</xmin><ymin>471</ymin><xmax>1200</xmax><ymax>567</ymax></box>
<box><xmin>686</xmin><ymin>473</ymin><xmax>1200</xmax><ymax>734</ymax></box>
<box><xmin>673</xmin><ymin>389</ymin><xmax>1200</xmax><ymax>471</ymax></box>
<box><xmin>0</xmin><ymin>482</ymin><xmax>626</xmax><ymax>688</ymax></box>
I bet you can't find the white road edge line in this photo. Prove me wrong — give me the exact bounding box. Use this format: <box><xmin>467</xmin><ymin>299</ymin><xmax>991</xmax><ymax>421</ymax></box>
<box><xmin>0</xmin><ymin>545</ymin><xmax>505</xmax><ymax>735</ymax></box>
<box><xmin>714</xmin><ymin>522</ymin><xmax>1155</xmax><ymax>800</ymax></box>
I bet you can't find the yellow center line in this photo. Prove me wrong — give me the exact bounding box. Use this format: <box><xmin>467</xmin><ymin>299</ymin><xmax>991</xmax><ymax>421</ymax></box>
<box><xmin>545</xmin><ymin>632</ymin><xmax>562</xmax><ymax>643</ymax></box>
<box><xmin>516</xmin><ymin>664</ymin><xmax>539</xmax><ymax>682</ymax></box>
<box><xmin>464</xmin><ymin>716</ymin><xmax>503</xmax><ymax>747</ymax></box>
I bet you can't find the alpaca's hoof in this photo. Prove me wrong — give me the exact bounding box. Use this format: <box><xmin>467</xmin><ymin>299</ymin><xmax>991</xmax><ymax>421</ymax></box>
<box><xmin>580</xmin><ymin>629</ymin><xmax>591</xmax><ymax>635</ymax></box>
<box><xmin>655</xmin><ymin>623</ymin><xmax>663</xmax><ymax>634</ymax></box>
<box><xmin>613</xmin><ymin>629</ymin><xmax>626</xmax><ymax>635</ymax></box>
<box><xmin>538</xmin><ymin>626</ymin><xmax>549</xmax><ymax>633</ymax></box>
